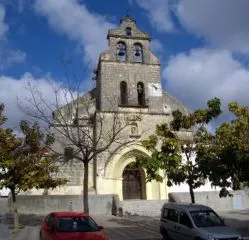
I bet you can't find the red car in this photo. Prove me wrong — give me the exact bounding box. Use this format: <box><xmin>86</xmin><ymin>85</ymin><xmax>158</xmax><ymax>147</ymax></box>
<box><xmin>40</xmin><ymin>212</ymin><xmax>109</xmax><ymax>240</ymax></box>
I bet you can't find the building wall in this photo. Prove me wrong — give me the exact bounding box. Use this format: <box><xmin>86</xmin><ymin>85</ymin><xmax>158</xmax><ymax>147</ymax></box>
<box><xmin>47</xmin><ymin>129</ymin><xmax>94</xmax><ymax>195</ymax></box>
<box><xmin>94</xmin><ymin>111</ymin><xmax>176</xmax><ymax>200</ymax></box>
<box><xmin>169</xmin><ymin>190</ymin><xmax>249</xmax><ymax>211</ymax></box>
<box><xmin>99</xmin><ymin>62</ymin><xmax>163</xmax><ymax>112</ymax></box>
<box><xmin>7</xmin><ymin>195</ymin><xmax>115</xmax><ymax>215</ymax></box>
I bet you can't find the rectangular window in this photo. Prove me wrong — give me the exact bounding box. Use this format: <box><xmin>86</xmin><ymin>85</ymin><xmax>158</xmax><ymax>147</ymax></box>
<box><xmin>179</xmin><ymin>211</ymin><xmax>193</xmax><ymax>228</ymax></box>
<box><xmin>166</xmin><ymin>209</ymin><xmax>178</xmax><ymax>222</ymax></box>
<box><xmin>162</xmin><ymin>208</ymin><xmax>168</xmax><ymax>218</ymax></box>
<box><xmin>64</xmin><ymin>146</ymin><xmax>73</xmax><ymax>160</ymax></box>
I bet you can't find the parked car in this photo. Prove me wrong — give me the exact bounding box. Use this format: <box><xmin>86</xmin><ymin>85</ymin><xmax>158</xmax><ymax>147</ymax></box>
<box><xmin>40</xmin><ymin>212</ymin><xmax>109</xmax><ymax>240</ymax></box>
<box><xmin>0</xmin><ymin>187</ymin><xmax>10</xmax><ymax>197</ymax></box>
<box><xmin>160</xmin><ymin>202</ymin><xmax>242</xmax><ymax>240</ymax></box>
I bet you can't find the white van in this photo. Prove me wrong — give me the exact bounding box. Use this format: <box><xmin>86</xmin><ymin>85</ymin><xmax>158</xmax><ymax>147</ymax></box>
<box><xmin>160</xmin><ymin>202</ymin><xmax>242</xmax><ymax>240</ymax></box>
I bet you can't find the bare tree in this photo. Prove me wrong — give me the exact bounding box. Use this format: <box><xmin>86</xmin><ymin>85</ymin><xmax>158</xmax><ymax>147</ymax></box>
<box><xmin>19</xmin><ymin>79</ymin><xmax>136</xmax><ymax>213</ymax></box>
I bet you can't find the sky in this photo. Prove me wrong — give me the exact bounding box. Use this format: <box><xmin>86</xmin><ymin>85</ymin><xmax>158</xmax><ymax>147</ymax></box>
<box><xmin>1</xmin><ymin>0</ymin><xmax>249</xmax><ymax>130</ymax></box>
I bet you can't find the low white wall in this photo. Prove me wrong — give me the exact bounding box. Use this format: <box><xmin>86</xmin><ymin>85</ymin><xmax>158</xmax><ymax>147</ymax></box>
<box><xmin>168</xmin><ymin>180</ymin><xmax>221</xmax><ymax>193</ymax></box>
<box><xmin>169</xmin><ymin>190</ymin><xmax>249</xmax><ymax>211</ymax></box>
<box><xmin>7</xmin><ymin>194</ymin><xmax>116</xmax><ymax>215</ymax></box>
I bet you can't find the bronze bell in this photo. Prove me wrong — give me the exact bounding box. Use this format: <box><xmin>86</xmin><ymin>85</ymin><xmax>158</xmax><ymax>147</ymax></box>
<box><xmin>135</xmin><ymin>50</ymin><xmax>140</xmax><ymax>57</ymax></box>
<box><xmin>118</xmin><ymin>51</ymin><xmax>125</xmax><ymax>56</ymax></box>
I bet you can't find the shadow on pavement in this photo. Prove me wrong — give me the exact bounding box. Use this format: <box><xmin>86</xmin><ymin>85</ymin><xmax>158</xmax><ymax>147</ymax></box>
<box><xmin>0</xmin><ymin>213</ymin><xmax>44</xmax><ymax>227</ymax></box>
<box><xmin>19</xmin><ymin>214</ymin><xmax>44</xmax><ymax>226</ymax></box>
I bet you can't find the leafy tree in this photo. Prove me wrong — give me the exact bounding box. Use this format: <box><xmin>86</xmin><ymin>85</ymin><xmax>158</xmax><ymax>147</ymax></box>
<box><xmin>136</xmin><ymin>98</ymin><xmax>222</xmax><ymax>203</ymax></box>
<box><xmin>0</xmin><ymin>103</ymin><xmax>67</xmax><ymax>229</ymax></box>
<box><xmin>197</xmin><ymin>102</ymin><xmax>249</xmax><ymax>197</ymax></box>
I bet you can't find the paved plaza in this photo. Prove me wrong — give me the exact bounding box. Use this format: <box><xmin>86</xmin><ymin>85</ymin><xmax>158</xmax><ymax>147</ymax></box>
<box><xmin>0</xmin><ymin>211</ymin><xmax>249</xmax><ymax>240</ymax></box>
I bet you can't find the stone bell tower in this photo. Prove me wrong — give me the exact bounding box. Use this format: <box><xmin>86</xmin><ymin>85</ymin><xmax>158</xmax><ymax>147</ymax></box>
<box><xmin>95</xmin><ymin>15</ymin><xmax>164</xmax><ymax>113</ymax></box>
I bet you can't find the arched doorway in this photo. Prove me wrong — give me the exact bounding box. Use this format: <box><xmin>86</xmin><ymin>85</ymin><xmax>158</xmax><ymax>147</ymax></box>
<box><xmin>122</xmin><ymin>162</ymin><xmax>146</xmax><ymax>200</ymax></box>
<box><xmin>102</xmin><ymin>144</ymin><xmax>167</xmax><ymax>200</ymax></box>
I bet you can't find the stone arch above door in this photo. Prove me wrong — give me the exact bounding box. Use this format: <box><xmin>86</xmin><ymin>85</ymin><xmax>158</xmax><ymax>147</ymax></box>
<box><xmin>104</xmin><ymin>143</ymin><xmax>150</xmax><ymax>179</ymax></box>
<box><xmin>103</xmin><ymin>144</ymin><xmax>149</xmax><ymax>200</ymax></box>
<box><xmin>102</xmin><ymin>143</ymin><xmax>168</xmax><ymax>201</ymax></box>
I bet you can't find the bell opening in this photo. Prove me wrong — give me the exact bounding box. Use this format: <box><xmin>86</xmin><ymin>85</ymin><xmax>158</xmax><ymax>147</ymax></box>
<box><xmin>118</xmin><ymin>51</ymin><xmax>125</xmax><ymax>56</ymax></box>
<box><xmin>135</xmin><ymin>51</ymin><xmax>141</xmax><ymax>57</ymax></box>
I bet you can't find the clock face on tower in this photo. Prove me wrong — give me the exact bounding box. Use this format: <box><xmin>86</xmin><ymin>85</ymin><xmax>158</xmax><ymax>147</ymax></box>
<box><xmin>148</xmin><ymin>83</ymin><xmax>162</xmax><ymax>97</ymax></box>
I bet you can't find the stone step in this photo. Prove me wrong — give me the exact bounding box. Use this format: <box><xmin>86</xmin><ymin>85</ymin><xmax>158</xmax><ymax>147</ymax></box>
<box><xmin>121</xmin><ymin>199</ymin><xmax>166</xmax><ymax>217</ymax></box>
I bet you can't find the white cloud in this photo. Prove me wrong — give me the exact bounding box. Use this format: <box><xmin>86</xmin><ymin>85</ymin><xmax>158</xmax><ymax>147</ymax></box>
<box><xmin>0</xmin><ymin>73</ymin><xmax>70</xmax><ymax>129</ymax></box>
<box><xmin>151</xmin><ymin>39</ymin><xmax>163</xmax><ymax>54</ymax></box>
<box><xmin>177</xmin><ymin>0</ymin><xmax>249</xmax><ymax>53</ymax></box>
<box><xmin>136</xmin><ymin>0</ymin><xmax>249</xmax><ymax>53</ymax></box>
<box><xmin>0</xmin><ymin>4</ymin><xmax>26</xmax><ymax>70</ymax></box>
<box><xmin>7</xmin><ymin>50</ymin><xmax>26</xmax><ymax>64</ymax></box>
<box><xmin>0</xmin><ymin>49</ymin><xmax>26</xmax><ymax>70</ymax></box>
<box><xmin>136</xmin><ymin>0</ymin><xmax>174</xmax><ymax>32</ymax></box>
<box><xmin>0</xmin><ymin>4</ymin><xmax>8</xmax><ymax>39</ymax></box>
<box><xmin>34</xmin><ymin>0</ymin><xmax>116</xmax><ymax>65</ymax></box>
<box><xmin>164</xmin><ymin>48</ymin><xmax>249</xmax><ymax>110</ymax></box>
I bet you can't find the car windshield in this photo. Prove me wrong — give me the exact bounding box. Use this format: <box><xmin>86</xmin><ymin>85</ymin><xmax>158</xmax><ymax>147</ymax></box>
<box><xmin>190</xmin><ymin>210</ymin><xmax>225</xmax><ymax>227</ymax></box>
<box><xmin>56</xmin><ymin>216</ymin><xmax>99</xmax><ymax>232</ymax></box>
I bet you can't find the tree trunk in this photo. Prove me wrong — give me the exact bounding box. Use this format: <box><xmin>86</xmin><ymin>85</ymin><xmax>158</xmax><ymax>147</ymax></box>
<box><xmin>83</xmin><ymin>161</ymin><xmax>89</xmax><ymax>213</ymax></box>
<box><xmin>43</xmin><ymin>187</ymin><xmax>48</xmax><ymax>195</ymax></box>
<box><xmin>11</xmin><ymin>188</ymin><xmax>19</xmax><ymax>229</ymax></box>
<box><xmin>189</xmin><ymin>184</ymin><xmax>195</xmax><ymax>203</ymax></box>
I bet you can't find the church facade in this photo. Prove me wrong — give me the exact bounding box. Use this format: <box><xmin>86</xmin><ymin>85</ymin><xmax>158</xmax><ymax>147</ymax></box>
<box><xmin>49</xmin><ymin>16</ymin><xmax>189</xmax><ymax>201</ymax></box>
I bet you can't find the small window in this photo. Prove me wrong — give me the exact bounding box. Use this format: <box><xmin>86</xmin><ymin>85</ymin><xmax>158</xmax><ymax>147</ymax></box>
<box><xmin>134</xmin><ymin>43</ymin><xmax>143</xmax><ymax>62</ymax></box>
<box><xmin>73</xmin><ymin>107</ymin><xmax>79</xmax><ymax>125</ymax></box>
<box><xmin>162</xmin><ymin>208</ymin><xmax>168</xmax><ymax>219</ymax></box>
<box><xmin>47</xmin><ymin>214</ymin><xmax>55</xmax><ymax>227</ymax></box>
<box><xmin>179</xmin><ymin>212</ymin><xmax>193</xmax><ymax>228</ymax></box>
<box><xmin>73</xmin><ymin>118</ymin><xmax>78</xmax><ymax>125</ymax></box>
<box><xmin>120</xmin><ymin>81</ymin><xmax>128</xmax><ymax>105</ymax></box>
<box><xmin>117</xmin><ymin>42</ymin><xmax>126</xmax><ymax>61</ymax></box>
<box><xmin>126</xmin><ymin>27</ymin><xmax>132</xmax><ymax>36</ymax></box>
<box><xmin>137</xmin><ymin>82</ymin><xmax>145</xmax><ymax>106</ymax></box>
<box><xmin>166</xmin><ymin>209</ymin><xmax>178</xmax><ymax>222</ymax></box>
<box><xmin>64</xmin><ymin>146</ymin><xmax>73</xmax><ymax>160</ymax></box>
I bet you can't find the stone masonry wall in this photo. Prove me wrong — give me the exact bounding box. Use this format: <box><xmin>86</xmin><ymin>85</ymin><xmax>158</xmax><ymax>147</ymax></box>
<box><xmin>99</xmin><ymin>62</ymin><xmax>163</xmax><ymax>113</ymax></box>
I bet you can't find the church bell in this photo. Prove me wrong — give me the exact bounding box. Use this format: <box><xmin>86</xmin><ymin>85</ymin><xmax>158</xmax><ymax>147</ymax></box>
<box><xmin>118</xmin><ymin>51</ymin><xmax>125</xmax><ymax>56</ymax></box>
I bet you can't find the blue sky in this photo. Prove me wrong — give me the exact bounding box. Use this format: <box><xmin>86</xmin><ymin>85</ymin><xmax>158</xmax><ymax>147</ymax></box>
<box><xmin>1</xmin><ymin>0</ymin><xmax>249</xmax><ymax>129</ymax></box>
